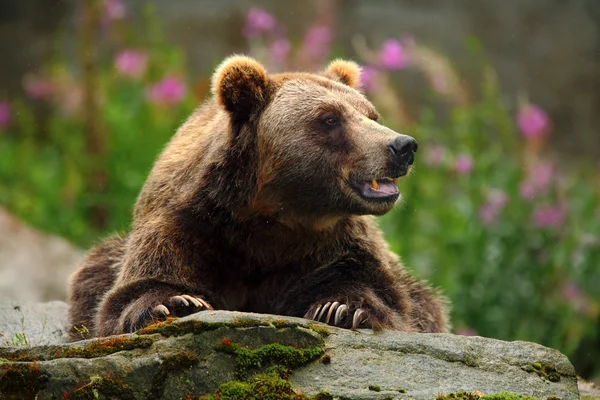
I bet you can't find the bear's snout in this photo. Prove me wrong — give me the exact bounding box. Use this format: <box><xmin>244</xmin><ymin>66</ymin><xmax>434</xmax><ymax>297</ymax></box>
<box><xmin>389</xmin><ymin>135</ymin><xmax>418</xmax><ymax>169</ymax></box>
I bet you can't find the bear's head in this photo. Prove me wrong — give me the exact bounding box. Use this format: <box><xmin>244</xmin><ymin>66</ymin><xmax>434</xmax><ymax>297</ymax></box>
<box><xmin>211</xmin><ymin>55</ymin><xmax>417</xmax><ymax>223</ymax></box>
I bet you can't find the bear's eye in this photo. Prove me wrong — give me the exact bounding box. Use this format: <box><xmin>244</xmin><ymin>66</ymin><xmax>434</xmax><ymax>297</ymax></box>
<box><xmin>322</xmin><ymin>114</ymin><xmax>340</xmax><ymax>127</ymax></box>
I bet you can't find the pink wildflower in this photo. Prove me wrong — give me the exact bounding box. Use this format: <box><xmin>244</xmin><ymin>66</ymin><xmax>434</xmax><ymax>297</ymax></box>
<box><xmin>431</xmin><ymin>75</ymin><xmax>448</xmax><ymax>94</ymax></box>
<box><xmin>23</xmin><ymin>75</ymin><xmax>53</xmax><ymax>99</ymax></box>
<box><xmin>454</xmin><ymin>154</ymin><xmax>473</xmax><ymax>175</ymax></box>
<box><xmin>104</xmin><ymin>0</ymin><xmax>126</xmax><ymax>22</ymax></box>
<box><xmin>478</xmin><ymin>189</ymin><xmax>508</xmax><ymax>225</ymax></box>
<box><xmin>562</xmin><ymin>281</ymin><xmax>581</xmax><ymax>303</ymax></box>
<box><xmin>532</xmin><ymin>205</ymin><xmax>565</xmax><ymax>228</ymax></box>
<box><xmin>0</xmin><ymin>102</ymin><xmax>11</xmax><ymax>129</ymax></box>
<box><xmin>114</xmin><ymin>50</ymin><xmax>148</xmax><ymax>79</ymax></box>
<box><xmin>378</xmin><ymin>39</ymin><xmax>409</xmax><ymax>70</ymax></box>
<box><xmin>243</xmin><ymin>7</ymin><xmax>276</xmax><ymax>39</ymax></box>
<box><xmin>519</xmin><ymin>181</ymin><xmax>536</xmax><ymax>201</ymax></box>
<box><xmin>519</xmin><ymin>162</ymin><xmax>554</xmax><ymax>201</ymax></box>
<box><xmin>146</xmin><ymin>76</ymin><xmax>186</xmax><ymax>106</ymax></box>
<box><xmin>529</xmin><ymin>163</ymin><xmax>553</xmax><ymax>191</ymax></box>
<box><xmin>456</xmin><ymin>328</ymin><xmax>477</xmax><ymax>336</ymax></box>
<box><xmin>359</xmin><ymin>66</ymin><xmax>377</xmax><ymax>93</ymax></box>
<box><xmin>425</xmin><ymin>145</ymin><xmax>446</xmax><ymax>167</ymax></box>
<box><xmin>561</xmin><ymin>281</ymin><xmax>590</xmax><ymax>313</ymax></box>
<box><xmin>517</xmin><ymin>104</ymin><xmax>549</xmax><ymax>138</ymax></box>
<box><xmin>270</xmin><ymin>39</ymin><xmax>291</xmax><ymax>64</ymax></box>
<box><xmin>301</xmin><ymin>25</ymin><xmax>332</xmax><ymax>60</ymax></box>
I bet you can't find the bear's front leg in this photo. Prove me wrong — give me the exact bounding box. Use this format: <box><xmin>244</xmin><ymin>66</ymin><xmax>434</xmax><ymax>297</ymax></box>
<box><xmin>273</xmin><ymin>258</ymin><xmax>414</xmax><ymax>331</ymax></box>
<box><xmin>94</xmin><ymin>279</ymin><xmax>214</xmax><ymax>336</ymax></box>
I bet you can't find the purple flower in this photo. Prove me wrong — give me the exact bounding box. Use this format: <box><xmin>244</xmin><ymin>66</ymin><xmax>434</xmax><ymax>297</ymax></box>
<box><xmin>454</xmin><ymin>154</ymin><xmax>473</xmax><ymax>175</ymax></box>
<box><xmin>456</xmin><ymin>327</ymin><xmax>477</xmax><ymax>336</ymax></box>
<box><xmin>243</xmin><ymin>7</ymin><xmax>276</xmax><ymax>39</ymax></box>
<box><xmin>561</xmin><ymin>281</ymin><xmax>590</xmax><ymax>313</ymax></box>
<box><xmin>114</xmin><ymin>50</ymin><xmax>148</xmax><ymax>79</ymax></box>
<box><xmin>270</xmin><ymin>39</ymin><xmax>291</xmax><ymax>64</ymax></box>
<box><xmin>301</xmin><ymin>25</ymin><xmax>332</xmax><ymax>60</ymax></box>
<box><xmin>23</xmin><ymin>75</ymin><xmax>53</xmax><ymax>99</ymax></box>
<box><xmin>517</xmin><ymin>104</ymin><xmax>549</xmax><ymax>138</ymax></box>
<box><xmin>146</xmin><ymin>76</ymin><xmax>186</xmax><ymax>106</ymax></box>
<box><xmin>359</xmin><ymin>66</ymin><xmax>377</xmax><ymax>93</ymax></box>
<box><xmin>378</xmin><ymin>39</ymin><xmax>409</xmax><ymax>70</ymax></box>
<box><xmin>104</xmin><ymin>0</ymin><xmax>126</xmax><ymax>22</ymax></box>
<box><xmin>519</xmin><ymin>162</ymin><xmax>554</xmax><ymax>201</ymax></box>
<box><xmin>519</xmin><ymin>181</ymin><xmax>536</xmax><ymax>201</ymax></box>
<box><xmin>490</xmin><ymin>190</ymin><xmax>509</xmax><ymax>208</ymax></box>
<box><xmin>478</xmin><ymin>189</ymin><xmax>508</xmax><ymax>225</ymax></box>
<box><xmin>431</xmin><ymin>75</ymin><xmax>448</xmax><ymax>94</ymax></box>
<box><xmin>0</xmin><ymin>102</ymin><xmax>11</xmax><ymax>129</ymax></box>
<box><xmin>562</xmin><ymin>281</ymin><xmax>581</xmax><ymax>303</ymax></box>
<box><xmin>425</xmin><ymin>144</ymin><xmax>446</xmax><ymax>167</ymax></box>
<box><xmin>532</xmin><ymin>205</ymin><xmax>565</xmax><ymax>228</ymax></box>
<box><xmin>529</xmin><ymin>163</ymin><xmax>553</xmax><ymax>190</ymax></box>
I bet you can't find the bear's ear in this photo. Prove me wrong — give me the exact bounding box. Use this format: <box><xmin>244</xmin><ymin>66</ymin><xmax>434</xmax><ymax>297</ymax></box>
<box><xmin>211</xmin><ymin>55</ymin><xmax>270</xmax><ymax>119</ymax></box>
<box><xmin>323</xmin><ymin>59</ymin><xmax>362</xmax><ymax>89</ymax></box>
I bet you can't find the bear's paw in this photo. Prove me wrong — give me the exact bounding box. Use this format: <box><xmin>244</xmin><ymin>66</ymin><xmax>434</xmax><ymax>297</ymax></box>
<box><xmin>305</xmin><ymin>301</ymin><xmax>369</xmax><ymax>330</ymax></box>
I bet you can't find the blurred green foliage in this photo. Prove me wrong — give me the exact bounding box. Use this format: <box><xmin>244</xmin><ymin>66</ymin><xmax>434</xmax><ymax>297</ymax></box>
<box><xmin>0</xmin><ymin>2</ymin><xmax>598</xmax><ymax>381</ymax></box>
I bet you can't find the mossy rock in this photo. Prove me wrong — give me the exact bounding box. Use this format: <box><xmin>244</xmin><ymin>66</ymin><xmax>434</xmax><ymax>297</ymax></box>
<box><xmin>0</xmin><ymin>310</ymin><xmax>581</xmax><ymax>399</ymax></box>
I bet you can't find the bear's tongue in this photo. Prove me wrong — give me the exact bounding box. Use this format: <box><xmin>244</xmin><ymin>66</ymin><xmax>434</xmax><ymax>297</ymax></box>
<box><xmin>358</xmin><ymin>179</ymin><xmax>399</xmax><ymax>198</ymax></box>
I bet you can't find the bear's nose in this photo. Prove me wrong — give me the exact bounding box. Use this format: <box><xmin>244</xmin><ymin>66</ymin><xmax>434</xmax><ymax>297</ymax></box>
<box><xmin>389</xmin><ymin>136</ymin><xmax>418</xmax><ymax>165</ymax></box>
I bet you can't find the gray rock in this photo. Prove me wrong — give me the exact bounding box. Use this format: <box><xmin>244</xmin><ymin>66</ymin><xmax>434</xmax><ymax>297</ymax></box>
<box><xmin>292</xmin><ymin>329</ymin><xmax>578</xmax><ymax>399</ymax></box>
<box><xmin>0</xmin><ymin>208</ymin><xmax>82</xmax><ymax>302</ymax></box>
<box><xmin>0</xmin><ymin>310</ymin><xmax>579</xmax><ymax>399</ymax></box>
<box><xmin>0</xmin><ymin>301</ymin><xmax>69</xmax><ymax>347</ymax></box>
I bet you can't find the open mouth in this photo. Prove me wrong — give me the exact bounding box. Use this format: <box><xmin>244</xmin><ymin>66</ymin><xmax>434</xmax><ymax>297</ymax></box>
<box><xmin>348</xmin><ymin>177</ymin><xmax>400</xmax><ymax>202</ymax></box>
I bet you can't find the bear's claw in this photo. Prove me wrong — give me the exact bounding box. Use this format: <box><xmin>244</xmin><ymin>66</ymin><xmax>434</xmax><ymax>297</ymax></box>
<box><xmin>153</xmin><ymin>304</ymin><xmax>170</xmax><ymax>317</ymax></box>
<box><xmin>352</xmin><ymin>308</ymin><xmax>367</xmax><ymax>329</ymax></box>
<box><xmin>150</xmin><ymin>294</ymin><xmax>212</xmax><ymax>320</ymax></box>
<box><xmin>334</xmin><ymin>304</ymin><xmax>348</xmax><ymax>325</ymax></box>
<box><xmin>306</xmin><ymin>302</ymin><xmax>368</xmax><ymax>329</ymax></box>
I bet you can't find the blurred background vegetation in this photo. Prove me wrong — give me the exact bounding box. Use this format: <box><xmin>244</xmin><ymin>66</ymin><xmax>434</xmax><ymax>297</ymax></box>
<box><xmin>0</xmin><ymin>0</ymin><xmax>598</xmax><ymax>383</ymax></box>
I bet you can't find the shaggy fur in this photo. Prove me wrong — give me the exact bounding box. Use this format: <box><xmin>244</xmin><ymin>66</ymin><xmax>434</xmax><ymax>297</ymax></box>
<box><xmin>67</xmin><ymin>56</ymin><xmax>449</xmax><ymax>339</ymax></box>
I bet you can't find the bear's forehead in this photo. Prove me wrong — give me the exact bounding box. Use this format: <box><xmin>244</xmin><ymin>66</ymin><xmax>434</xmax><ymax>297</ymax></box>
<box><xmin>270</xmin><ymin>73</ymin><xmax>379</xmax><ymax>120</ymax></box>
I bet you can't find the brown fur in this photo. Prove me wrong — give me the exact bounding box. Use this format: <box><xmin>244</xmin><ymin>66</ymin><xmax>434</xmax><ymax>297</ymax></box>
<box><xmin>67</xmin><ymin>56</ymin><xmax>449</xmax><ymax>340</ymax></box>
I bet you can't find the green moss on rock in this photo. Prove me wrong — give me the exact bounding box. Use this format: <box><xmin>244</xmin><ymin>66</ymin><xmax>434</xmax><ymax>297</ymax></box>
<box><xmin>217</xmin><ymin>338</ymin><xmax>324</xmax><ymax>380</ymax></box>
<box><xmin>69</xmin><ymin>375</ymin><xmax>135</xmax><ymax>400</ymax></box>
<box><xmin>522</xmin><ymin>362</ymin><xmax>561</xmax><ymax>382</ymax></box>
<box><xmin>136</xmin><ymin>317</ymin><xmax>227</xmax><ymax>336</ymax></box>
<box><xmin>199</xmin><ymin>339</ymin><xmax>326</xmax><ymax>399</ymax></box>
<box><xmin>0</xmin><ymin>362</ymin><xmax>41</xmax><ymax>398</ymax></box>
<box><xmin>0</xmin><ymin>335</ymin><xmax>153</xmax><ymax>362</ymax></box>
<box><xmin>436</xmin><ymin>391</ymin><xmax>562</xmax><ymax>400</ymax></box>
<box><xmin>137</xmin><ymin>316</ymin><xmax>323</xmax><ymax>338</ymax></box>
<box><xmin>307</xmin><ymin>323</ymin><xmax>331</xmax><ymax>337</ymax></box>
<box><xmin>148</xmin><ymin>352</ymin><xmax>200</xmax><ymax>399</ymax></box>
<box><xmin>199</xmin><ymin>369</ymin><xmax>333</xmax><ymax>400</ymax></box>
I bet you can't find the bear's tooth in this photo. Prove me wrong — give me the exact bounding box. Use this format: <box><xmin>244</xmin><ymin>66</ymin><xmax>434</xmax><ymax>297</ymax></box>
<box><xmin>371</xmin><ymin>180</ymin><xmax>379</xmax><ymax>190</ymax></box>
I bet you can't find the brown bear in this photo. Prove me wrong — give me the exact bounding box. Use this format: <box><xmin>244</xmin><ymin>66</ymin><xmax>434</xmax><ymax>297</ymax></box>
<box><xmin>67</xmin><ymin>55</ymin><xmax>449</xmax><ymax>339</ymax></box>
